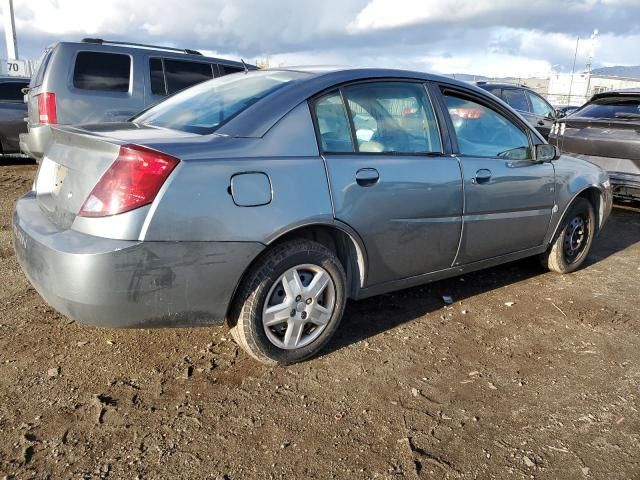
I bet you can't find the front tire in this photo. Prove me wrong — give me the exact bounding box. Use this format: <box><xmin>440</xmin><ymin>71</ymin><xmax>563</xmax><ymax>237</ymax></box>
<box><xmin>227</xmin><ymin>239</ymin><xmax>347</xmax><ymax>365</ymax></box>
<box><xmin>540</xmin><ymin>197</ymin><xmax>595</xmax><ymax>273</ymax></box>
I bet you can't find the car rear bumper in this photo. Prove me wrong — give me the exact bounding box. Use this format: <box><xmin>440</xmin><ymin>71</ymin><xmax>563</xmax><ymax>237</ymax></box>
<box><xmin>19</xmin><ymin>124</ymin><xmax>51</xmax><ymax>160</ymax></box>
<box><xmin>557</xmin><ymin>152</ymin><xmax>640</xmax><ymax>200</ymax></box>
<box><xmin>12</xmin><ymin>192</ymin><xmax>264</xmax><ymax>328</ymax></box>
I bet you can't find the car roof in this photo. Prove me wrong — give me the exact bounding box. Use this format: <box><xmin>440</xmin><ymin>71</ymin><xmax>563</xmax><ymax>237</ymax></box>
<box><xmin>47</xmin><ymin>40</ymin><xmax>250</xmax><ymax>68</ymax></box>
<box><xmin>589</xmin><ymin>88</ymin><xmax>640</xmax><ymax>102</ymax></box>
<box><xmin>215</xmin><ymin>67</ymin><xmax>533</xmax><ymax>138</ymax></box>
<box><xmin>475</xmin><ymin>82</ymin><xmax>532</xmax><ymax>90</ymax></box>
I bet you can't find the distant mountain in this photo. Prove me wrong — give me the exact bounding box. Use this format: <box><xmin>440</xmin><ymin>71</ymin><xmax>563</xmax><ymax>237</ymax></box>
<box><xmin>591</xmin><ymin>65</ymin><xmax>640</xmax><ymax>79</ymax></box>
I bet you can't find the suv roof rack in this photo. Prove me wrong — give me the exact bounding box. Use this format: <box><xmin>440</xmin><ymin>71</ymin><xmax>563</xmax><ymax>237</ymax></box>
<box><xmin>81</xmin><ymin>38</ymin><xmax>203</xmax><ymax>56</ymax></box>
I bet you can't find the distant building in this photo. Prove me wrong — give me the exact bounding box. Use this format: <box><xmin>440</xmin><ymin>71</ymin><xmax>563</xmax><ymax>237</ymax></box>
<box><xmin>547</xmin><ymin>72</ymin><xmax>640</xmax><ymax>106</ymax></box>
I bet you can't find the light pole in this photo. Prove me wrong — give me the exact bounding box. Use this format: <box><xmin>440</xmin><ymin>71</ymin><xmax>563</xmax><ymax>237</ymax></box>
<box><xmin>584</xmin><ymin>29</ymin><xmax>599</xmax><ymax>101</ymax></box>
<box><xmin>2</xmin><ymin>0</ymin><xmax>19</xmax><ymax>60</ymax></box>
<box><xmin>567</xmin><ymin>37</ymin><xmax>579</xmax><ymax>106</ymax></box>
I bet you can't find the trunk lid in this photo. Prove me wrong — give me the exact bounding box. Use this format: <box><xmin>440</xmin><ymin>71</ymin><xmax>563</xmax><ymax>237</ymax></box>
<box><xmin>557</xmin><ymin>117</ymin><xmax>640</xmax><ymax>161</ymax></box>
<box><xmin>35</xmin><ymin>126</ymin><xmax>123</xmax><ymax>229</ymax></box>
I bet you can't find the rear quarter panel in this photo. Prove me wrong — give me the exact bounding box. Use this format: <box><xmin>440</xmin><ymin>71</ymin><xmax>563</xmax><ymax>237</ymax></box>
<box><xmin>142</xmin><ymin>102</ymin><xmax>334</xmax><ymax>243</ymax></box>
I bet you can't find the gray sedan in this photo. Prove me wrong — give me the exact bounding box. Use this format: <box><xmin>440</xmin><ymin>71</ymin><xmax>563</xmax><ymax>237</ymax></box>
<box><xmin>13</xmin><ymin>68</ymin><xmax>612</xmax><ymax>364</ymax></box>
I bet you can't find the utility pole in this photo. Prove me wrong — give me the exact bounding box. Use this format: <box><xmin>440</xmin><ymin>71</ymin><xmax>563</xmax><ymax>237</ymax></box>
<box><xmin>584</xmin><ymin>29</ymin><xmax>599</xmax><ymax>102</ymax></box>
<box><xmin>3</xmin><ymin>0</ymin><xmax>19</xmax><ymax>60</ymax></box>
<box><xmin>567</xmin><ymin>37</ymin><xmax>579</xmax><ymax>106</ymax></box>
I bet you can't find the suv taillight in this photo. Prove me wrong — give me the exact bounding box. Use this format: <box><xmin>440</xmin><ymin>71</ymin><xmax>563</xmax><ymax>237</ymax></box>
<box><xmin>79</xmin><ymin>144</ymin><xmax>179</xmax><ymax>218</ymax></box>
<box><xmin>36</xmin><ymin>92</ymin><xmax>57</xmax><ymax>124</ymax></box>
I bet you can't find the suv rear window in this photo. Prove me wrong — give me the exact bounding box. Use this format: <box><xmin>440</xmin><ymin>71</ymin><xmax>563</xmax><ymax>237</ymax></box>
<box><xmin>134</xmin><ymin>70</ymin><xmax>309</xmax><ymax>134</ymax></box>
<box><xmin>218</xmin><ymin>65</ymin><xmax>244</xmax><ymax>76</ymax></box>
<box><xmin>32</xmin><ymin>48</ymin><xmax>53</xmax><ymax>88</ymax></box>
<box><xmin>575</xmin><ymin>96</ymin><xmax>640</xmax><ymax>120</ymax></box>
<box><xmin>0</xmin><ymin>82</ymin><xmax>28</xmax><ymax>101</ymax></box>
<box><xmin>73</xmin><ymin>52</ymin><xmax>131</xmax><ymax>92</ymax></box>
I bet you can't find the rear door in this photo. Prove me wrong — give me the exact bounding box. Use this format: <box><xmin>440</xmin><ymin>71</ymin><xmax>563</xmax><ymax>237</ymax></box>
<box><xmin>312</xmin><ymin>81</ymin><xmax>463</xmax><ymax>286</ymax></box>
<box><xmin>439</xmin><ymin>87</ymin><xmax>555</xmax><ymax>265</ymax></box>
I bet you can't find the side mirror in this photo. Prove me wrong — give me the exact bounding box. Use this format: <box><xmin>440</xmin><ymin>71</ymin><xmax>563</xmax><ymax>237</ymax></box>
<box><xmin>536</xmin><ymin>144</ymin><xmax>560</xmax><ymax>162</ymax></box>
<box><xmin>555</xmin><ymin>109</ymin><xmax>566</xmax><ymax>119</ymax></box>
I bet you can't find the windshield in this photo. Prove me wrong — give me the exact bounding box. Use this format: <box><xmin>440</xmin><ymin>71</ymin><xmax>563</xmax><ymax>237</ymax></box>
<box><xmin>134</xmin><ymin>70</ymin><xmax>310</xmax><ymax>134</ymax></box>
<box><xmin>574</xmin><ymin>96</ymin><xmax>640</xmax><ymax>119</ymax></box>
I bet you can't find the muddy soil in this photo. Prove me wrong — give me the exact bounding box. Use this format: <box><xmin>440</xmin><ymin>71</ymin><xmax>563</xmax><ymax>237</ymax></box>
<box><xmin>1</xmin><ymin>161</ymin><xmax>639</xmax><ymax>479</ymax></box>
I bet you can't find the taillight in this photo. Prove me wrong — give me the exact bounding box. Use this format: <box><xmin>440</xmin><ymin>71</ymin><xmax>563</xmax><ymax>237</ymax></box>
<box><xmin>79</xmin><ymin>144</ymin><xmax>179</xmax><ymax>218</ymax></box>
<box><xmin>36</xmin><ymin>92</ymin><xmax>57</xmax><ymax>124</ymax></box>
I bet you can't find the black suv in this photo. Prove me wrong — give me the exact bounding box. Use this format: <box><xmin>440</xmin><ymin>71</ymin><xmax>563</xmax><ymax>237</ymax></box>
<box><xmin>476</xmin><ymin>82</ymin><xmax>556</xmax><ymax>139</ymax></box>
<box><xmin>0</xmin><ymin>76</ymin><xmax>30</xmax><ymax>156</ymax></box>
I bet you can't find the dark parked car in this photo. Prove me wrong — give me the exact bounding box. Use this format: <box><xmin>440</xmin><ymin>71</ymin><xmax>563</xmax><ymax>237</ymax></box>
<box><xmin>0</xmin><ymin>76</ymin><xmax>29</xmax><ymax>155</ymax></box>
<box><xmin>13</xmin><ymin>68</ymin><xmax>611</xmax><ymax>365</ymax></box>
<box><xmin>550</xmin><ymin>89</ymin><xmax>640</xmax><ymax>201</ymax></box>
<box><xmin>476</xmin><ymin>82</ymin><xmax>557</xmax><ymax>138</ymax></box>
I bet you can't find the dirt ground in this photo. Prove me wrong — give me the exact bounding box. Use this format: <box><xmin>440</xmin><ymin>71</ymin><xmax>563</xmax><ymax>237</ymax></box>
<box><xmin>0</xmin><ymin>160</ymin><xmax>639</xmax><ymax>480</ymax></box>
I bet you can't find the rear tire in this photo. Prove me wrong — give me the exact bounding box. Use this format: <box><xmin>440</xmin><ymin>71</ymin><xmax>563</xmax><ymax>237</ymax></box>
<box><xmin>540</xmin><ymin>197</ymin><xmax>595</xmax><ymax>273</ymax></box>
<box><xmin>227</xmin><ymin>239</ymin><xmax>347</xmax><ymax>365</ymax></box>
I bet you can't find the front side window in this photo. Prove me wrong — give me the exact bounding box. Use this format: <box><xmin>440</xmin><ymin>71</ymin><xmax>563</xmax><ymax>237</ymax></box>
<box><xmin>501</xmin><ymin>88</ymin><xmax>530</xmax><ymax>112</ymax></box>
<box><xmin>0</xmin><ymin>82</ymin><xmax>28</xmax><ymax>101</ymax></box>
<box><xmin>164</xmin><ymin>59</ymin><xmax>214</xmax><ymax>94</ymax></box>
<box><xmin>134</xmin><ymin>70</ymin><xmax>309</xmax><ymax>134</ymax></box>
<box><xmin>444</xmin><ymin>94</ymin><xmax>531</xmax><ymax>160</ymax></box>
<box><xmin>527</xmin><ymin>91</ymin><xmax>555</xmax><ymax>118</ymax></box>
<box><xmin>218</xmin><ymin>65</ymin><xmax>244</xmax><ymax>76</ymax></box>
<box><xmin>342</xmin><ymin>82</ymin><xmax>442</xmax><ymax>154</ymax></box>
<box><xmin>73</xmin><ymin>52</ymin><xmax>131</xmax><ymax>92</ymax></box>
<box><xmin>314</xmin><ymin>91</ymin><xmax>354</xmax><ymax>153</ymax></box>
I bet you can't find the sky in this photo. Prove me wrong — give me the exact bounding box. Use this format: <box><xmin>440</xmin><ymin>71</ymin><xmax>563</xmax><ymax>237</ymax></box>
<box><xmin>1</xmin><ymin>0</ymin><xmax>640</xmax><ymax>78</ymax></box>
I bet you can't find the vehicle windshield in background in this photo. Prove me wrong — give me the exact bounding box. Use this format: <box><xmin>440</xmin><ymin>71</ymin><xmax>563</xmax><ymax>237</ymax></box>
<box><xmin>134</xmin><ymin>70</ymin><xmax>310</xmax><ymax>134</ymax></box>
<box><xmin>575</xmin><ymin>96</ymin><xmax>640</xmax><ymax>119</ymax></box>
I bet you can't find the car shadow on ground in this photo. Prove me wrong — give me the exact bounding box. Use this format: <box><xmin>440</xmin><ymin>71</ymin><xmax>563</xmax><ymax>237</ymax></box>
<box><xmin>321</xmin><ymin>207</ymin><xmax>639</xmax><ymax>357</ymax></box>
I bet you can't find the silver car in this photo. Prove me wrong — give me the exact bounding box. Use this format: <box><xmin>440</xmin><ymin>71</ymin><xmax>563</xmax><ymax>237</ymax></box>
<box><xmin>20</xmin><ymin>38</ymin><xmax>252</xmax><ymax>160</ymax></box>
<box><xmin>13</xmin><ymin>68</ymin><xmax>612</xmax><ymax>365</ymax></box>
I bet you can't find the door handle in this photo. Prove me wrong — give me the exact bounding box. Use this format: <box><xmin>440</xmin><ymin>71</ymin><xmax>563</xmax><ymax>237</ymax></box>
<box><xmin>355</xmin><ymin>168</ymin><xmax>379</xmax><ymax>187</ymax></box>
<box><xmin>473</xmin><ymin>169</ymin><xmax>492</xmax><ymax>184</ymax></box>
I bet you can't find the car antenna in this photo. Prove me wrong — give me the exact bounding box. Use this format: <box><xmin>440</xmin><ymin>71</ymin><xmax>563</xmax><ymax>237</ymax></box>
<box><xmin>241</xmin><ymin>58</ymin><xmax>249</xmax><ymax>74</ymax></box>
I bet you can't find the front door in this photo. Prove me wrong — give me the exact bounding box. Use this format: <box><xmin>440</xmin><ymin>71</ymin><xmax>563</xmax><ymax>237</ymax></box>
<box><xmin>311</xmin><ymin>81</ymin><xmax>463</xmax><ymax>286</ymax></box>
<box><xmin>440</xmin><ymin>91</ymin><xmax>555</xmax><ymax>265</ymax></box>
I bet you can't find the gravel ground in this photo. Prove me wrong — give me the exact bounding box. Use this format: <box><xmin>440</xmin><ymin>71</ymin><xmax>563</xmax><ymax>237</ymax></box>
<box><xmin>1</xmin><ymin>161</ymin><xmax>639</xmax><ymax>479</ymax></box>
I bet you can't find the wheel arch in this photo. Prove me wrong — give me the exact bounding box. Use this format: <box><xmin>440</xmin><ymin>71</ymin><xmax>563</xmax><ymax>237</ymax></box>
<box><xmin>549</xmin><ymin>185</ymin><xmax>604</xmax><ymax>244</ymax></box>
<box><xmin>225</xmin><ymin>222</ymin><xmax>368</xmax><ymax>321</ymax></box>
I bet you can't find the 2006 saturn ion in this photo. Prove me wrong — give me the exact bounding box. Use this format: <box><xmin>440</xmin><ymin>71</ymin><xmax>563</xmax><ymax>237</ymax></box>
<box><xmin>13</xmin><ymin>68</ymin><xmax>612</xmax><ymax>365</ymax></box>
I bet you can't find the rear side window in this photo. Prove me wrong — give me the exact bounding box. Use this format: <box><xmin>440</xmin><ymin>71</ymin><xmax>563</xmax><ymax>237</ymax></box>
<box><xmin>314</xmin><ymin>91</ymin><xmax>354</xmax><ymax>153</ymax></box>
<box><xmin>73</xmin><ymin>52</ymin><xmax>131</xmax><ymax>92</ymax></box>
<box><xmin>574</xmin><ymin>96</ymin><xmax>640</xmax><ymax>120</ymax></box>
<box><xmin>501</xmin><ymin>88</ymin><xmax>530</xmax><ymax>112</ymax></box>
<box><xmin>443</xmin><ymin>94</ymin><xmax>531</xmax><ymax>160</ymax></box>
<box><xmin>0</xmin><ymin>82</ymin><xmax>28</xmax><ymax>101</ymax></box>
<box><xmin>164</xmin><ymin>60</ymin><xmax>213</xmax><ymax>94</ymax></box>
<box><xmin>342</xmin><ymin>82</ymin><xmax>442</xmax><ymax>154</ymax></box>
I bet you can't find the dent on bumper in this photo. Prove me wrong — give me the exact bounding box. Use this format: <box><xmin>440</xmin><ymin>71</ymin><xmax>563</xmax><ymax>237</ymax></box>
<box><xmin>13</xmin><ymin>193</ymin><xmax>264</xmax><ymax>328</ymax></box>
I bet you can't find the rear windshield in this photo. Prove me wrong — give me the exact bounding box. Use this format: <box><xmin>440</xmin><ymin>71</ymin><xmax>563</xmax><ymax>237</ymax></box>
<box><xmin>134</xmin><ymin>70</ymin><xmax>309</xmax><ymax>134</ymax></box>
<box><xmin>31</xmin><ymin>48</ymin><xmax>53</xmax><ymax>88</ymax></box>
<box><xmin>575</xmin><ymin>96</ymin><xmax>640</xmax><ymax>120</ymax></box>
